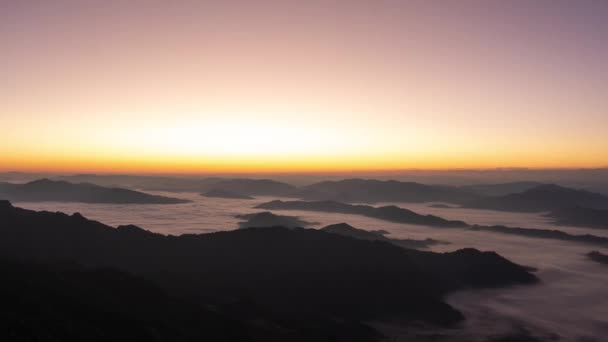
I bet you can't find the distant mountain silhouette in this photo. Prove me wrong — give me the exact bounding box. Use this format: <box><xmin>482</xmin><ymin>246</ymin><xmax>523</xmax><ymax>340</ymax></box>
<box><xmin>471</xmin><ymin>224</ymin><xmax>608</xmax><ymax>246</ymax></box>
<box><xmin>429</xmin><ymin>203</ymin><xmax>455</xmax><ymax>208</ymax></box>
<box><xmin>256</xmin><ymin>200</ymin><xmax>469</xmax><ymax>228</ymax></box>
<box><xmin>461</xmin><ymin>182</ymin><xmax>543</xmax><ymax>197</ymax></box>
<box><xmin>296</xmin><ymin>179</ymin><xmax>480</xmax><ymax>204</ymax></box>
<box><xmin>256</xmin><ymin>200</ymin><xmax>608</xmax><ymax>247</ymax></box>
<box><xmin>547</xmin><ymin>207</ymin><xmax>608</xmax><ymax>229</ymax></box>
<box><xmin>236</xmin><ymin>211</ymin><xmax>315</xmax><ymax>229</ymax></box>
<box><xmin>321</xmin><ymin>223</ymin><xmax>449</xmax><ymax>249</ymax></box>
<box><xmin>0</xmin><ymin>179</ymin><xmax>189</xmax><ymax>204</ymax></box>
<box><xmin>587</xmin><ymin>251</ymin><xmax>608</xmax><ymax>265</ymax></box>
<box><xmin>210</xmin><ymin>179</ymin><xmax>296</xmax><ymax>196</ymax></box>
<box><xmin>134</xmin><ymin>177</ymin><xmax>295</xmax><ymax>195</ymax></box>
<box><xmin>0</xmin><ymin>200</ymin><xmax>537</xmax><ymax>329</ymax></box>
<box><xmin>464</xmin><ymin>184</ymin><xmax>608</xmax><ymax>212</ymax></box>
<box><xmin>57</xmin><ymin>174</ymin><xmax>297</xmax><ymax>195</ymax></box>
<box><xmin>202</xmin><ymin>188</ymin><xmax>253</xmax><ymax>199</ymax></box>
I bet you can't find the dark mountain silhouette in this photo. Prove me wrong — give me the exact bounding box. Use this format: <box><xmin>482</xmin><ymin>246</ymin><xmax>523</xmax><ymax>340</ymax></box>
<box><xmin>0</xmin><ymin>179</ymin><xmax>189</xmax><ymax>204</ymax></box>
<box><xmin>57</xmin><ymin>174</ymin><xmax>297</xmax><ymax>196</ymax></box>
<box><xmin>256</xmin><ymin>200</ymin><xmax>469</xmax><ymax>228</ymax></box>
<box><xmin>236</xmin><ymin>211</ymin><xmax>315</xmax><ymax>229</ymax></box>
<box><xmin>0</xmin><ymin>258</ymin><xmax>270</xmax><ymax>342</ymax></box>
<box><xmin>257</xmin><ymin>200</ymin><xmax>608</xmax><ymax>247</ymax></box>
<box><xmin>56</xmin><ymin>174</ymin><xmax>219</xmax><ymax>190</ymax></box>
<box><xmin>461</xmin><ymin>182</ymin><xmax>543</xmax><ymax>197</ymax></box>
<box><xmin>321</xmin><ymin>223</ymin><xmax>449</xmax><ymax>249</ymax></box>
<box><xmin>464</xmin><ymin>184</ymin><xmax>608</xmax><ymax>212</ymax></box>
<box><xmin>0</xmin><ymin>258</ymin><xmax>384</xmax><ymax>342</ymax></box>
<box><xmin>202</xmin><ymin>188</ymin><xmax>254</xmax><ymax>199</ymax></box>
<box><xmin>210</xmin><ymin>178</ymin><xmax>296</xmax><ymax>196</ymax></box>
<box><xmin>485</xmin><ymin>329</ymin><xmax>545</xmax><ymax>342</ymax></box>
<box><xmin>471</xmin><ymin>225</ymin><xmax>608</xmax><ymax>246</ymax></box>
<box><xmin>547</xmin><ymin>207</ymin><xmax>608</xmax><ymax>229</ymax></box>
<box><xmin>429</xmin><ymin>203</ymin><xmax>455</xmax><ymax>208</ymax></box>
<box><xmin>587</xmin><ymin>251</ymin><xmax>608</xmax><ymax>265</ymax></box>
<box><xmin>296</xmin><ymin>179</ymin><xmax>480</xmax><ymax>204</ymax></box>
<box><xmin>139</xmin><ymin>177</ymin><xmax>295</xmax><ymax>196</ymax></box>
<box><xmin>0</xmin><ymin>200</ymin><xmax>536</xmax><ymax>330</ymax></box>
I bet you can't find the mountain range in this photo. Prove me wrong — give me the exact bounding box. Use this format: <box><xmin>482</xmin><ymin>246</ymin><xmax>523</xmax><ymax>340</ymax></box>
<box><xmin>0</xmin><ymin>179</ymin><xmax>188</xmax><ymax>204</ymax></box>
<box><xmin>0</xmin><ymin>200</ymin><xmax>537</xmax><ymax>339</ymax></box>
<box><xmin>256</xmin><ymin>200</ymin><xmax>469</xmax><ymax>228</ymax></box>
<box><xmin>463</xmin><ymin>184</ymin><xmax>608</xmax><ymax>212</ymax></box>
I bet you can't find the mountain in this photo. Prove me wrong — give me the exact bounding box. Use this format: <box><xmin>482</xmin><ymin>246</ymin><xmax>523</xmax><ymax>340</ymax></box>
<box><xmin>0</xmin><ymin>258</ymin><xmax>272</xmax><ymax>342</ymax></box>
<box><xmin>56</xmin><ymin>174</ymin><xmax>297</xmax><ymax>195</ymax></box>
<box><xmin>0</xmin><ymin>179</ymin><xmax>189</xmax><ymax>204</ymax></box>
<box><xmin>0</xmin><ymin>200</ymin><xmax>537</xmax><ymax>329</ymax></box>
<box><xmin>209</xmin><ymin>179</ymin><xmax>296</xmax><ymax>196</ymax></box>
<box><xmin>256</xmin><ymin>200</ymin><xmax>469</xmax><ymax>228</ymax></box>
<box><xmin>461</xmin><ymin>181</ymin><xmax>544</xmax><ymax>197</ymax></box>
<box><xmin>464</xmin><ymin>184</ymin><xmax>608</xmax><ymax>212</ymax></box>
<box><xmin>296</xmin><ymin>178</ymin><xmax>480</xmax><ymax>204</ymax></box>
<box><xmin>471</xmin><ymin>225</ymin><xmax>608</xmax><ymax>246</ymax></box>
<box><xmin>547</xmin><ymin>207</ymin><xmax>608</xmax><ymax>229</ymax></box>
<box><xmin>236</xmin><ymin>211</ymin><xmax>315</xmax><ymax>229</ymax></box>
<box><xmin>429</xmin><ymin>203</ymin><xmax>456</xmax><ymax>208</ymax></box>
<box><xmin>587</xmin><ymin>251</ymin><xmax>608</xmax><ymax>265</ymax></box>
<box><xmin>0</xmin><ymin>257</ymin><xmax>385</xmax><ymax>342</ymax></box>
<box><xmin>256</xmin><ymin>200</ymin><xmax>608</xmax><ymax>247</ymax></box>
<box><xmin>202</xmin><ymin>189</ymin><xmax>254</xmax><ymax>199</ymax></box>
<box><xmin>321</xmin><ymin>223</ymin><xmax>449</xmax><ymax>249</ymax></box>
<box><xmin>56</xmin><ymin>174</ymin><xmax>216</xmax><ymax>190</ymax></box>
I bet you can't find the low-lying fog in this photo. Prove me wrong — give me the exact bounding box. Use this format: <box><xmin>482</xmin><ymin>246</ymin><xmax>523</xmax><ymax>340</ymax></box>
<box><xmin>14</xmin><ymin>192</ymin><xmax>608</xmax><ymax>341</ymax></box>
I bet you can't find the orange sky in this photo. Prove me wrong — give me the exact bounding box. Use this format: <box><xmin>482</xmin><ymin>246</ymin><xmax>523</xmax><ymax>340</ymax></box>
<box><xmin>2</xmin><ymin>1</ymin><xmax>607</xmax><ymax>173</ymax></box>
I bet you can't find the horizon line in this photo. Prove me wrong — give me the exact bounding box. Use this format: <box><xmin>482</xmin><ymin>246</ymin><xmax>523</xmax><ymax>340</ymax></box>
<box><xmin>3</xmin><ymin>166</ymin><xmax>608</xmax><ymax>177</ymax></box>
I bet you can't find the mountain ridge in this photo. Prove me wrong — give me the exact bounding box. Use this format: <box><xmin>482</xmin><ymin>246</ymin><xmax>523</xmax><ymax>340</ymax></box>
<box><xmin>0</xmin><ymin>179</ymin><xmax>189</xmax><ymax>204</ymax></box>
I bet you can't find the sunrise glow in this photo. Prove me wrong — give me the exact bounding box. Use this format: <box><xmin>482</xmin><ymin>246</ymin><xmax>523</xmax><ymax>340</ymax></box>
<box><xmin>2</xmin><ymin>1</ymin><xmax>607</xmax><ymax>173</ymax></box>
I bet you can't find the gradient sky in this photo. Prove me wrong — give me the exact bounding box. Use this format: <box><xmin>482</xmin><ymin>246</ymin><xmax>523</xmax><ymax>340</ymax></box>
<box><xmin>2</xmin><ymin>1</ymin><xmax>607</xmax><ymax>173</ymax></box>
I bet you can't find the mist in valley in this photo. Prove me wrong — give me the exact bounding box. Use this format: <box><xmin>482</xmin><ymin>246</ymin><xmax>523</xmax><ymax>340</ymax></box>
<box><xmin>13</xmin><ymin>185</ymin><xmax>608</xmax><ymax>341</ymax></box>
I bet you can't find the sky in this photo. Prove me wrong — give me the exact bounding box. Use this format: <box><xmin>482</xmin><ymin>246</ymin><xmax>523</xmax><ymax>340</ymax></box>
<box><xmin>1</xmin><ymin>1</ymin><xmax>607</xmax><ymax>173</ymax></box>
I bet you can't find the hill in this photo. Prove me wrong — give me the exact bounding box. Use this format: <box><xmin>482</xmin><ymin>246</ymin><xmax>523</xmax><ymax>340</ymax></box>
<box><xmin>0</xmin><ymin>179</ymin><xmax>189</xmax><ymax>204</ymax></box>
<box><xmin>56</xmin><ymin>174</ymin><xmax>296</xmax><ymax>196</ymax></box>
<box><xmin>464</xmin><ymin>184</ymin><xmax>608</xmax><ymax>212</ymax></box>
<box><xmin>0</xmin><ymin>258</ymin><xmax>272</xmax><ymax>342</ymax></box>
<box><xmin>461</xmin><ymin>181</ymin><xmax>543</xmax><ymax>197</ymax></box>
<box><xmin>321</xmin><ymin>223</ymin><xmax>449</xmax><ymax>249</ymax></box>
<box><xmin>256</xmin><ymin>200</ymin><xmax>469</xmax><ymax>228</ymax></box>
<box><xmin>236</xmin><ymin>211</ymin><xmax>315</xmax><ymax>229</ymax></box>
<box><xmin>296</xmin><ymin>179</ymin><xmax>480</xmax><ymax>204</ymax></box>
<box><xmin>202</xmin><ymin>189</ymin><xmax>253</xmax><ymax>199</ymax></box>
<box><xmin>587</xmin><ymin>251</ymin><xmax>608</xmax><ymax>265</ymax></box>
<box><xmin>0</xmin><ymin>200</ymin><xmax>536</xmax><ymax>329</ymax></box>
<box><xmin>547</xmin><ymin>207</ymin><xmax>608</xmax><ymax>229</ymax></box>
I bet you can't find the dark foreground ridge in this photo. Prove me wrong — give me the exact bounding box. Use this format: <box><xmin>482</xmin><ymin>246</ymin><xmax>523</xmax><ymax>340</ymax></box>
<box><xmin>0</xmin><ymin>178</ymin><xmax>189</xmax><ymax>204</ymax></box>
<box><xmin>321</xmin><ymin>223</ymin><xmax>449</xmax><ymax>249</ymax></box>
<box><xmin>0</xmin><ymin>258</ymin><xmax>276</xmax><ymax>342</ymax></box>
<box><xmin>256</xmin><ymin>200</ymin><xmax>469</xmax><ymax>228</ymax></box>
<box><xmin>0</xmin><ymin>200</ymin><xmax>537</xmax><ymax>341</ymax></box>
